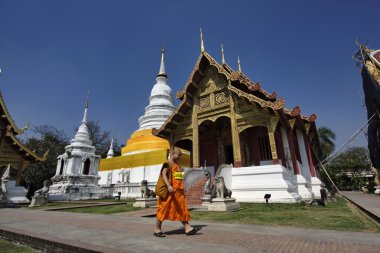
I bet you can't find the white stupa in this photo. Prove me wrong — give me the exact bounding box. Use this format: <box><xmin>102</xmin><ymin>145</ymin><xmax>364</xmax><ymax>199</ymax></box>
<box><xmin>137</xmin><ymin>47</ymin><xmax>175</xmax><ymax>130</ymax></box>
<box><xmin>97</xmin><ymin>48</ymin><xmax>190</xmax><ymax>198</ymax></box>
<box><xmin>106</xmin><ymin>138</ymin><xmax>114</xmax><ymax>158</ymax></box>
<box><xmin>120</xmin><ymin>47</ymin><xmax>176</xmax><ymax>155</ymax></box>
<box><xmin>49</xmin><ymin>98</ymin><xmax>102</xmax><ymax>201</ymax></box>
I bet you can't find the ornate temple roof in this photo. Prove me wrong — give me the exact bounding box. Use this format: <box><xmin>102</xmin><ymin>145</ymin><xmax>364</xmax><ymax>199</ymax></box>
<box><xmin>0</xmin><ymin>91</ymin><xmax>25</xmax><ymax>135</ymax></box>
<box><xmin>0</xmin><ymin>91</ymin><xmax>47</xmax><ymax>162</ymax></box>
<box><xmin>5</xmin><ymin>130</ymin><xmax>48</xmax><ymax>161</ymax></box>
<box><xmin>154</xmin><ymin>48</ymin><xmax>317</xmax><ymax>138</ymax></box>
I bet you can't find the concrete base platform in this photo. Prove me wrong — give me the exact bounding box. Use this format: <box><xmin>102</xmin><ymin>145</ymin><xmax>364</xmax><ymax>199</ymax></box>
<box><xmin>208</xmin><ymin>198</ymin><xmax>240</xmax><ymax>211</ymax></box>
<box><xmin>133</xmin><ymin>198</ymin><xmax>157</xmax><ymax>208</ymax></box>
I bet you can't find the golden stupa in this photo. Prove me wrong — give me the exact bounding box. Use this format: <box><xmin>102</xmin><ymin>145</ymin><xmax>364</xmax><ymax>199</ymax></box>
<box><xmin>99</xmin><ymin>49</ymin><xmax>189</xmax><ymax>172</ymax></box>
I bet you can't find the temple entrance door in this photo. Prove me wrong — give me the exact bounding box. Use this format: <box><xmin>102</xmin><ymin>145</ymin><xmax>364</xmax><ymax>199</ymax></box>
<box><xmin>215</xmin><ymin>116</ymin><xmax>232</xmax><ymax>168</ymax></box>
<box><xmin>224</xmin><ymin>145</ymin><xmax>234</xmax><ymax>165</ymax></box>
<box><xmin>199</xmin><ymin>120</ymin><xmax>217</xmax><ymax>171</ymax></box>
<box><xmin>199</xmin><ymin>117</ymin><xmax>232</xmax><ymax>173</ymax></box>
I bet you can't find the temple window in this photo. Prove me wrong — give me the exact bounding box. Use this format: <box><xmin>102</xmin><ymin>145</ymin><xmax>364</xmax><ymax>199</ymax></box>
<box><xmin>59</xmin><ymin>159</ymin><xmax>64</xmax><ymax>175</ymax></box>
<box><xmin>83</xmin><ymin>158</ymin><xmax>90</xmax><ymax>175</ymax></box>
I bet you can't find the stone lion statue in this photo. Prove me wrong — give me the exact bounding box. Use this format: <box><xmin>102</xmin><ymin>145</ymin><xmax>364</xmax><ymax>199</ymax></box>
<box><xmin>203</xmin><ymin>169</ymin><xmax>212</xmax><ymax>195</ymax></box>
<box><xmin>34</xmin><ymin>180</ymin><xmax>51</xmax><ymax>198</ymax></box>
<box><xmin>140</xmin><ymin>180</ymin><xmax>156</xmax><ymax>198</ymax></box>
<box><xmin>214</xmin><ymin>176</ymin><xmax>232</xmax><ymax>198</ymax></box>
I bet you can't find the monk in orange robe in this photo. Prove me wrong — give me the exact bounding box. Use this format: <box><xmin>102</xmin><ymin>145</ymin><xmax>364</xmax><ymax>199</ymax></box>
<box><xmin>154</xmin><ymin>148</ymin><xmax>201</xmax><ymax>237</ymax></box>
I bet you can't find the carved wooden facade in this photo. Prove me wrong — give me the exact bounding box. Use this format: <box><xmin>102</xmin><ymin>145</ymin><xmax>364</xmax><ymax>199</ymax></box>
<box><xmin>154</xmin><ymin>51</ymin><xmax>321</xmax><ymax>175</ymax></box>
<box><xmin>0</xmin><ymin>92</ymin><xmax>46</xmax><ymax>184</ymax></box>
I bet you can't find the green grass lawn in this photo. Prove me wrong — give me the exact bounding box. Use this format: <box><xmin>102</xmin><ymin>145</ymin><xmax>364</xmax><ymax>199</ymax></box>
<box><xmin>0</xmin><ymin>239</ymin><xmax>36</xmax><ymax>253</ymax></box>
<box><xmin>62</xmin><ymin>202</ymin><xmax>140</xmax><ymax>214</ymax></box>
<box><xmin>190</xmin><ymin>197</ymin><xmax>380</xmax><ymax>232</ymax></box>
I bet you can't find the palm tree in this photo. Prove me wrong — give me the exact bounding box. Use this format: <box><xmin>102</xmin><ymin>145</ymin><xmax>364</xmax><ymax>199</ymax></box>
<box><xmin>318</xmin><ymin>127</ymin><xmax>336</xmax><ymax>160</ymax></box>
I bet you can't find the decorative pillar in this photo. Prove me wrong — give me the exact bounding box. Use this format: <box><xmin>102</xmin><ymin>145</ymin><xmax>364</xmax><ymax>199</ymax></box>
<box><xmin>303</xmin><ymin>132</ymin><xmax>316</xmax><ymax>177</ymax></box>
<box><xmin>280</xmin><ymin>127</ymin><xmax>291</xmax><ymax>168</ymax></box>
<box><xmin>229</xmin><ymin>92</ymin><xmax>242</xmax><ymax>167</ymax></box>
<box><xmin>296</xmin><ymin>129</ymin><xmax>311</xmax><ymax>180</ymax></box>
<box><xmin>286</xmin><ymin>121</ymin><xmax>300</xmax><ymax>174</ymax></box>
<box><xmin>267</xmin><ymin>116</ymin><xmax>279</xmax><ymax>165</ymax></box>
<box><xmin>192</xmin><ymin>97</ymin><xmax>200</xmax><ymax>168</ymax></box>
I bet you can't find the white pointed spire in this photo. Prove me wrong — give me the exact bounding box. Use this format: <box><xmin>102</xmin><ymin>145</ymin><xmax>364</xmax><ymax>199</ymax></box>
<box><xmin>138</xmin><ymin>48</ymin><xmax>175</xmax><ymax>130</ymax></box>
<box><xmin>107</xmin><ymin>138</ymin><xmax>114</xmax><ymax>158</ymax></box>
<box><xmin>221</xmin><ymin>44</ymin><xmax>225</xmax><ymax>64</ymax></box>
<box><xmin>200</xmin><ymin>28</ymin><xmax>205</xmax><ymax>53</ymax></box>
<box><xmin>157</xmin><ymin>46</ymin><xmax>167</xmax><ymax>77</ymax></box>
<box><xmin>71</xmin><ymin>95</ymin><xmax>92</xmax><ymax>146</ymax></box>
<box><xmin>82</xmin><ymin>94</ymin><xmax>89</xmax><ymax>124</ymax></box>
<box><xmin>238</xmin><ymin>57</ymin><xmax>242</xmax><ymax>73</ymax></box>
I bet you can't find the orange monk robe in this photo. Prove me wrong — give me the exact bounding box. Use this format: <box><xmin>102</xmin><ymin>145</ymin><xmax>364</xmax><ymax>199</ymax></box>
<box><xmin>156</xmin><ymin>163</ymin><xmax>191</xmax><ymax>221</ymax></box>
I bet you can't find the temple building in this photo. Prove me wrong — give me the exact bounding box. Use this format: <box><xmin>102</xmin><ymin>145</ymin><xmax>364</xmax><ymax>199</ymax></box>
<box><xmin>98</xmin><ymin>49</ymin><xmax>190</xmax><ymax>198</ymax></box>
<box><xmin>0</xmin><ymin>91</ymin><xmax>47</xmax><ymax>204</ymax></box>
<box><xmin>48</xmin><ymin>98</ymin><xmax>102</xmax><ymax>200</ymax></box>
<box><xmin>153</xmin><ymin>34</ymin><xmax>323</xmax><ymax>203</ymax></box>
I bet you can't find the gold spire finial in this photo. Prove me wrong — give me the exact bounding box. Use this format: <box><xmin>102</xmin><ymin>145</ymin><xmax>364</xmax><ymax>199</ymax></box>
<box><xmin>200</xmin><ymin>28</ymin><xmax>205</xmax><ymax>53</ymax></box>
<box><xmin>238</xmin><ymin>57</ymin><xmax>242</xmax><ymax>73</ymax></box>
<box><xmin>221</xmin><ymin>44</ymin><xmax>225</xmax><ymax>64</ymax></box>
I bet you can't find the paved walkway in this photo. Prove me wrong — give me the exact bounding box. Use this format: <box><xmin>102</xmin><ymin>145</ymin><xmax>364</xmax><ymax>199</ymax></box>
<box><xmin>341</xmin><ymin>191</ymin><xmax>380</xmax><ymax>223</ymax></box>
<box><xmin>0</xmin><ymin>207</ymin><xmax>379</xmax><ymax>253</ymax></box>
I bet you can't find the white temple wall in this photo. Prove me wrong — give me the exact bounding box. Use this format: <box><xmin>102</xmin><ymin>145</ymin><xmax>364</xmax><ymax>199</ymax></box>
<box><xmin>98</xmin><ymin>163</ymin><xmax>317</xmax><ymax>202</ymax></box>
<box><xmin>65</xmin><ymin>159</ymin><xmax>74</xmax><ymax>174</ymax></box>
<box><xmin>55</xmin><ymin>159</ymin><xmax>62</xmax><ymax>176</ymax></box>
<box><xmin>72</xmin><ymin>157</ymin><xmax>83</xmax><ymax>174</ymax></box>
<box><xmin>296</xmin><ymin>129</ymin><xmax>311</xmax><ymax>181</ymax></box>
<box><xmin>99</xmin><ymin>164</ymin><xmax>163</xmax><ymax>186</ymax></box>
<box><xmin>98</xmin><ymin>164</ymin><xmax>164</xmax><ymax>198</ymax></box>
<box><xmin>280</xmin><ymin>127</ymin><xmax>294</xmax><ymax>173</ymax></box>
<box><xmin>291</xmin><ymin>173</ymin><xmax>313</xmax><ymax>200</ymax></box>
<box><xmin>230</xmin><ymin>165</ymin><xmax>301</xmax><ymax>203</ymax></box>
<box><xmin>89</xmin><ymin>160</ymin><xmax>99</xmax><ymax>175</ymax></box>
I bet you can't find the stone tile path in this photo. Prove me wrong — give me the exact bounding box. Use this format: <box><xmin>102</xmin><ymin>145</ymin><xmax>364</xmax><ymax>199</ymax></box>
<box><xmin>341</xmin><ymin>191</ymin><xmax>380</xmax><ymax>223</ymax></box>
<box><xmin>0</xmin><ymin>206</ymin><xmax>379</xmax><ymax>253</ymax></box>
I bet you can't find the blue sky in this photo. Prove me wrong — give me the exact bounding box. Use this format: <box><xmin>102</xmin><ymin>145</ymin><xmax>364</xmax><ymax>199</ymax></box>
<box><xmin>0</xmin><ymin>0</ymin><xmax>379</xmax><ymax>150</ymax></box>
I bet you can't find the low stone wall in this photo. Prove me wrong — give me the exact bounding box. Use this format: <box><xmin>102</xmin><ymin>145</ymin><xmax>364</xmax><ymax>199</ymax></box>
<box><xmin>101</xmin><ymin>182</ymin><xmax>156</xmax><ymax>199</ymax></box>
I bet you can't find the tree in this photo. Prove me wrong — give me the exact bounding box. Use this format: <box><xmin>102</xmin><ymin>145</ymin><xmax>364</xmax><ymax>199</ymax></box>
<box><xmin>21</xmin><ymin>125</ymin><xmax>69</xmax><ymax>198</ymax></box>
<box><xmin>323</xmin><ymin>147</ymin><xmax>374</xmax><ymax>191</ymax></box>
<box><xmin>318</xmin><ymin>127</ymin><xmax>336</xmax><ymax>160</ymax></box>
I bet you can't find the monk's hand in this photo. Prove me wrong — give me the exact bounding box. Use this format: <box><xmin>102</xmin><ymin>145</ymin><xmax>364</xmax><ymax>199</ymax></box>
<box><xmin>168</xmin><ymin>185</ymin><xmax>174</xmax><ymax>193</ymax></box>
